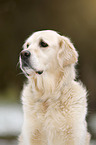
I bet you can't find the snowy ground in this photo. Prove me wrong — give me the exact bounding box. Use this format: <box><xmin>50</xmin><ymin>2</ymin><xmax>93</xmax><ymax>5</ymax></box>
<box><xmin>0</xmin><ymin>103</ymin><xmax>96</xmax><ymax>145</ymax></box>
<box><xmin>0</xmin><ymin>104</ymin><xmax>23</xmax><ymax>137</ymax></box>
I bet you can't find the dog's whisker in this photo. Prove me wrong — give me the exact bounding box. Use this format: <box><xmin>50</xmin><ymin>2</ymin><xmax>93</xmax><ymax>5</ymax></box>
<box><xmin>16</xmin><ymin>61</ymin><xmax>20</xmax><ymax>69</ymax></box>
<box><xmin>16</xmin><ymin>72</ymin><xmax>24</xmax><ymax>76</ymax></box>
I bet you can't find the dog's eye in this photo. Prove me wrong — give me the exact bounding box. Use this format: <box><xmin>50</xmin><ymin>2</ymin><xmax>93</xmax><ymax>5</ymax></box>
<box><xmin>26</xmin><ymin>43</ymin><xmax>29</xmax><ymax>48</ymax></box>
<box><xmin>39</xmin><ymin>40</ymin><xmax>48</xmax><ymax>48</ymax></box>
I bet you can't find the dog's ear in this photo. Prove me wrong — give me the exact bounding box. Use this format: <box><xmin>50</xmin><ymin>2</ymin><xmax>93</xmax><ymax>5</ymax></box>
<box><xmin>57</xmin><ymin>36</ymin><xmax>78</xmax><ymax>68</ymax></box>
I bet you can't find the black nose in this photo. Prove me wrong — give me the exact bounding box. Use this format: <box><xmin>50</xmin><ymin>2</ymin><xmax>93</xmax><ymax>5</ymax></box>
<box><xmin>20</xmin><ymin>50</ymin><xmax>31</xmax><ymax>60</ymax></box>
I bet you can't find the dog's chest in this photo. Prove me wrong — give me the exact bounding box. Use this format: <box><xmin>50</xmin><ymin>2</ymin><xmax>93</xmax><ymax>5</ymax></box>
<box><xmin>31</xmin><ymin>98</ymin><xmax>68</xmax><ymax>124</ymax></box>
<box><xmin>33</xmin><ymin>98</ymin><xmax>60</xmax><ymax>114</ymax></box>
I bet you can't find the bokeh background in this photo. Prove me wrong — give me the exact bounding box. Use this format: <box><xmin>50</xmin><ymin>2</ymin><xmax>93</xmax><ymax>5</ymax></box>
<box><xmin>0</xmin><ymin>0</ymin><xmax>96</xmax><ymax>145</ymax></box>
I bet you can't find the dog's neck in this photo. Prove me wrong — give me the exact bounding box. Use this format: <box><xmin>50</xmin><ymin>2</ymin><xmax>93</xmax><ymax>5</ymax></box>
<box><xmin>28</xmin><ymin>64</ymin><xmax>76</xmax><ymax>96</ymax></box>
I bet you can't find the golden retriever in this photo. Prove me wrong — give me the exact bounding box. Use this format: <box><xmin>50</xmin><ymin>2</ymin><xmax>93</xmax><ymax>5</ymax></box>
<box><xmin>19</xmin><ymin>30</ymin><xmax>91</xmax><ymax>145</ymax></box>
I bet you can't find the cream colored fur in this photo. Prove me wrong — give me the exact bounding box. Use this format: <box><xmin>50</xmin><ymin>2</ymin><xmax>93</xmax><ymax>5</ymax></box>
<box><xmin>19</xmin><ymin>30</ymin><xmax>91</xmax><ymax>145</ymax></box>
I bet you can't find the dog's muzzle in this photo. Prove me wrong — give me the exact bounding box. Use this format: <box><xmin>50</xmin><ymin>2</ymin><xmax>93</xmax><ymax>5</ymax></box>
<box><xmin>20</xmin><ymin>50</ymin><xmax>43</xmax><ymax>75</ymax></box>
<box><xmin>20</xmin><ymin>50</ymin><xmax>31</xmax><ymax>67</ymax></box>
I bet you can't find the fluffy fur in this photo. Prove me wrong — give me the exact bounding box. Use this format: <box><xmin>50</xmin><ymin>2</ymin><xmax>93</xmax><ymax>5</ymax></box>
<box><xmin>18</xmin><ymin>30</ymin><xmax>91</xmax><ymax>145</ymax></box>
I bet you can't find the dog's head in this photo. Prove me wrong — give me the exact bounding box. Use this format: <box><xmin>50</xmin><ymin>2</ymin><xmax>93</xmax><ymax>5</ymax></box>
<box><xmin>19</xmin><ymin>30</ymin><xmax>78</xmax><ymax>78</ymax></box>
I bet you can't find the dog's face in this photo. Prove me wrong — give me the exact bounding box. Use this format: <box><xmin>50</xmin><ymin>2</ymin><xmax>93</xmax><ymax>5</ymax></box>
<box><xmin>19</xmin><ymin>30</ymin><xmax>78</xmax><ymax>77</ymax></box>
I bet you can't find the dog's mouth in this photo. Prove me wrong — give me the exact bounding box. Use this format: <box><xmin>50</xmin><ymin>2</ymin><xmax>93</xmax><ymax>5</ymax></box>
<box><xmin>20</xmin><ymin>59</ymin><xmax>43</xmax><ymax>75</ymax></box>
<box><xmin>26</xmin><ymin>70</ymin><xmax>43</xmax><ymax>76</ymax></box>
<box><xmin>35</xmin><ymin>70</ymin><xmax>43</xmax><ymax>75</ymax></box>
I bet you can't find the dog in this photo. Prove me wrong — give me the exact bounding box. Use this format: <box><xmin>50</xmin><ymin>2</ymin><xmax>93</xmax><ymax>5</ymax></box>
<box><xmin>19</xmin><ymin>30</ymin><xmax>91</xmax><ymax>145</ymax></box>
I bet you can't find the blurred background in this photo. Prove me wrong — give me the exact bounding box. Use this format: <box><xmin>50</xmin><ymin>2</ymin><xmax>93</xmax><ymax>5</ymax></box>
<box><xmin>0</xmin><ymin>0</ymin><xmax>96</xmax><ymax>145</ymax></box>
